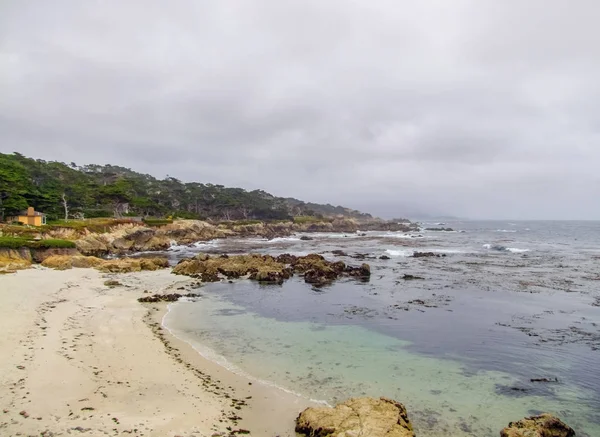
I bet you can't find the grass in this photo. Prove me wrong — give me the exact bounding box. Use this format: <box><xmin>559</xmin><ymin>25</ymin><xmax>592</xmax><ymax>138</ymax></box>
<box><xmin>45</xmin><ymin>218</ymin><xmax>141</xmax><ymax>233</ymax></box>
<box><xmin>293</xmin><ymin>216</ymin><xmax>331</xmax><ymax>224</ymax></box>
<box><xmin>0</xmin><ymin>237</ymin><xmax>76</xmax><ymax>249</ymax></box>
<box><xmin>143</xmin><ymin>218</ymin><xmax>174</xmax><ymax>226</ymax></box>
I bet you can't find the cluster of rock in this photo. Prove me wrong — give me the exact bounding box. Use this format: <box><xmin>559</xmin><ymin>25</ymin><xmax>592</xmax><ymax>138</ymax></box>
<box><xmin>172</xmin><ymin>253</ymin><xmax>370</xmax><ymax>286</ymax></box>
<box><xmin>295</xmin><ymin>397</ymin><xmax>575</xmax><ymax>437</ymax></box>
<box><xmin>138</xmin><ymin>293</ymin><xmax>200</xmax><ymax>303</ymax></box>
<box><xmin>41</xmin><ymin>255</ymin><xmax>169</xmax><ymax>273</ymax></box>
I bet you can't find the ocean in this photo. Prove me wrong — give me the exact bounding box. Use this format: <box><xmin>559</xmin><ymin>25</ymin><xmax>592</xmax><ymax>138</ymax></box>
<box><xmin>162</xmin><ymin>220</ymin><xmax>600</xmax><ymax>436</ymax></box>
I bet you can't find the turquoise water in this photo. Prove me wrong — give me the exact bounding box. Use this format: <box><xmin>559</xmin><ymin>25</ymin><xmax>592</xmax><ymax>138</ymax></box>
<box><xmin>163</xmin><ymin>221</ymin><xmax>600</xmax><ymax>436</ymax></box>
<box><xmin>165</xmin><ymin>292</ymin><xmax>600</xmax><ymax>436</ymax></box>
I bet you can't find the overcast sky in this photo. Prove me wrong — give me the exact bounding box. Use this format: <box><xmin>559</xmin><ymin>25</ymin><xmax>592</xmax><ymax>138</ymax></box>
<box><xmin>1</xmin><ymin>1</ymin><xmax>599</xmax><ymax>219</ymax></box>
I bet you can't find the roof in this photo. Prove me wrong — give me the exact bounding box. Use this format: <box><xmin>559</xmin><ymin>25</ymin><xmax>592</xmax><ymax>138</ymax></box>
<box><xmin>18</xmin><ymin>210</ymin><xmax>46</xmax><ymax>216</ymax></box>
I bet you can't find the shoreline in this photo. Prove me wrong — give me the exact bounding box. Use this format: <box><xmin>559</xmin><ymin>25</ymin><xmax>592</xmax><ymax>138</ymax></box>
<box><xmin>0</xmin><ymin>267</ymin><xmax>312</xmax><ymax>436</ymax></box>
<box><xmin>146</xmin><ymin>300</ymin><xmax>317</xmax><ymax>436</ymax></box>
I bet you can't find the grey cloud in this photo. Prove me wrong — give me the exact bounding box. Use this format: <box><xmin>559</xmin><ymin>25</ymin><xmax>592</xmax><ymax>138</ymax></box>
<box><xmin>1</xmin><ymin>0</ymin><xmax>599</xmax><ymax>219</ymax></box>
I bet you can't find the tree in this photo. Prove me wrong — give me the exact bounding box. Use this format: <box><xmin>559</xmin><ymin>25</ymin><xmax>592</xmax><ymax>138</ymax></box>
<box><xmin>61</xmin><ymin>193</ymin><xmax>69</xmax><ymax>221</ymax></box>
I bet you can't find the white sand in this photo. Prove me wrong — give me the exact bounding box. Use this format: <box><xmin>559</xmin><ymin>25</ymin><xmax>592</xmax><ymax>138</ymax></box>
<box><xmin>0</xmin><ymin>267</ymin><xmax>312</xmax><ymax>437</ymax></box>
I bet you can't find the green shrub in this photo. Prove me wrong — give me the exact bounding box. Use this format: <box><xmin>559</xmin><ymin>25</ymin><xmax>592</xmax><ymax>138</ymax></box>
<box><xmin>143</xmin><ymin>218</ymin><xmax>173</xmax><ymax>226</ymax></box>
<box><xmin>293</xmin><ymin>216</ymin><xmax>329</xmax><ymax>224</ymax></box>
<box><xmin>0</xmin><ymin>237</ymin><xmax>76</xmax><ymax>249</ymax></box>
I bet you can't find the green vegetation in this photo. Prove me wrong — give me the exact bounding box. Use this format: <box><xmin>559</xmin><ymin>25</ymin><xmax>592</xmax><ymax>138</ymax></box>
<box><xmin>0</xmin><ymin>152</ymin><xmax>372</xmax><ymax>222</ymax></box>
<box><xmin>0</xmin><ymin>237</ymin><xmax>76</xmax><ymax>249</ymax></box>
<box><xmin>293</xmin><ymin>216</ymin><xmax>332</xmax><ymax>224</ymax></box>
<box><xmin>142</xmin><ymin>218</ymin><xmax>174</xmax><ymax>226</ymax></box>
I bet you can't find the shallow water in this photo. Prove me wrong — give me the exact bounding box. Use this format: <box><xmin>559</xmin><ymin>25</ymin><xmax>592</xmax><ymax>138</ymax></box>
<box><xmin>163</xmin><ymin>220</ymin><xmax>600</xmax><ymax>436</ymax></box>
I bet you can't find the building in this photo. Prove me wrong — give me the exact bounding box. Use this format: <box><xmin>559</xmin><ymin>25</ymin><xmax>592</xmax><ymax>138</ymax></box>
<box><xmin>9</xmin><ymin>207</ymin><xmax>47</xmax><ymax>226</ymax></box>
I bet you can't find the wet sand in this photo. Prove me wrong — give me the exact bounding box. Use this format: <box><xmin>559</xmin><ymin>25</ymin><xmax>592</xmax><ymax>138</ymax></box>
<box><xmin>0</xmin><ymin>267</ymin><xmax>312</xmax><ymax>437</ymax></box>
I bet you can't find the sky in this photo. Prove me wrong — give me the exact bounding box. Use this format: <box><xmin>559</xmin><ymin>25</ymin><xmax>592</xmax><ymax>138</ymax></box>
<box><xmin>1</xmin><ymin>1</ymin><xmax>599</xmax><ymax>220</ymax></box>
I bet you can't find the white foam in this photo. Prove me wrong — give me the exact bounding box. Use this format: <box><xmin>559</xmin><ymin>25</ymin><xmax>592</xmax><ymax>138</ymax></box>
<box><xmin>496</xmin><ymin>229</ymin><xmax>517</xmax><ymax>233</ymax></box>
<box><xmin>265</xmin><ymin>236</ymin><xmax>301</xmax><ymax>243</ymax></box>
<box><xmin>433</xmin><ymin>249</ymin><xmax>468</xmax><ymax>254</ymax></box>
<box><xmin>385</xmin><ymin>249</ymin><xmax>412</xmax><ymax>257</ymax></box>
<box><xmin>483</xmin><ymin>244</ymin><xmax>529</xmax><ymax>253</ymax></box>
<box><xmin>506</xmin><ymin>247</ymin><xmax>530</xmax><ymax>253</ymax></box>
<box><xmin>161</xmin><ymin>304</ymin><xmax>329</xmax><ymax>406</ymax></box>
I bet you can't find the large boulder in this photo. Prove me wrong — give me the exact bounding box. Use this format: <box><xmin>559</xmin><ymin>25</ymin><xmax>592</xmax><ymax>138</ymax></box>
<box><xmin>500</xmin><ymin>414</ymin><xmax>575</xmax><ymax>437</ymax></box>
<box><xmin>296</xmin><ymin>397</ymin><xmax>415</xmax><ymax>437</ymax></box>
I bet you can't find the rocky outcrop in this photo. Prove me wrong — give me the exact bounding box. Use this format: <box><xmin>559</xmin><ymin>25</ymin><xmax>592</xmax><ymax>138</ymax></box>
<box><xmin>296</xmin><ymin>397</ymin><xmax>415</xmax><ymax>437</ymax></box>
<box><xmin>73</xmin><ymin>218</ymin><xmax>420</xmax><ymax>256</ymax></box>
<box><xmin>173</xmin><ymin>253</ymin><xmax>370</xmax><ymax>286</ymax></box>
<box><xmin>500</xmin><ymin>414</ymin><xmax>575</xmax><ymax>437</ymax></box>
<box><xmin>41</xmin><ymin>255</ymin><xmax>169</xmax><ymax>273</ymax></box>
<box><xmin>76</xmin><ymin>221</ymin><xmax>227</xmax><ymax>256</ymax></box>
<box><xmin>0</xmin><ymin>248</ymin><xmax>32</xmax><ymax>273</ymax></box>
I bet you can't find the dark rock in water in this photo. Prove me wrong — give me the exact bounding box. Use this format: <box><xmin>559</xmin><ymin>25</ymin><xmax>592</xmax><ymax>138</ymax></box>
<box><xmin>138</xmin><ymin>293</ymin><xmax>200</xmax><ymax>303</ymax></box>
<box><xmin>402</xmin><ymin>274</ymin><xmax>424</xmax><ymax>280</ymax></box>
<box><xmin>296</xmin><ymin>397</ymin><xmax>415</xmax><ymax>437</ymax></box>
<box><xmin>201</xmin><ymin>271</ymin><xmax>221</xmax><ymax>282</ymax></box>
<box><xmin>500</xmin><ymin>413</ymin><xmax>575</xmax><ymax>437</ymax></box>
<box><xmin>331</xmin><ymin>250</ymin><xmax>348</xmax><ymax>257</ymax></box>
<box><xmin>276</xmin><ymin>253</ymin><xmax>298</xmax><ymax>264</ymax></box>
<box><xmin>412</xmin><ymin>252</ymin><xmax>438</xmax><ymax>258</ymax></box>
<box><xmin>379</xmin><ymin>255</ymin><xmax>391</xmax><ymax>260</ymax></box>
<box><xmin>304</xmin><ymin>268</ymin><xmax>337</xmax><ymax>286</ymax></box>
<box><xmin>347</xmin><ymin>263</ymin><xmax>371</xmax><ymax>278</ymax></box>
<box><xmin>359</xmin><ymin>233</ymin><xmax>367</xmax><ymax>236</ymax></box>
<box><xmin>425</xmin><ymin>227</ymin><xmax>454</xmax><ymax>232</ymax></box>
<box><xmin>248</xmin><ymin>269</ymin><xmax>292</xmax><ymax>285</ymax></box>
<box><xmin>530</xmin><ymin>377</ymin><xmax>559</xmax><ymax>383</ymax></box>
<box><xmin>300</xmin><ymin>236</ymin><xmax>314</xmax><ymax>241</ymax></box>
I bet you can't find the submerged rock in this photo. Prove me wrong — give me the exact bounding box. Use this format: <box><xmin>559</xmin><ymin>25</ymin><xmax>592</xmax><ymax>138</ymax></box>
<box><xmin>500</xmin><ymin>413</ymin><xmax>575</xmax><ymax>437</ymax></box>
<box><xmin>296</xmin><ymin>397</ymin><xmax>415</xmax><ymax>437</ymax></box>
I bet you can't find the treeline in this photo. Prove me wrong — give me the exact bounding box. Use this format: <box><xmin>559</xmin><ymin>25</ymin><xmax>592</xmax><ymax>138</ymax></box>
<box><xmin>0</xmin><ymin>153</ymin><xmax>372</xmax><ymax>222</ymax></box>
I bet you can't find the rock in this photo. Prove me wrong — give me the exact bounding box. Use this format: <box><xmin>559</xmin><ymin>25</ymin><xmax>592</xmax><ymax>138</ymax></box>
<box><xmin>331</xmin><ymin>250</ymin><xmax>348</xmax><ymax>257</ymax></box>
<box><xmin>402</xmin><ymin>274</ymin><xmax>424</xmax><ymax>280</ymax></box>
<box><xmin>347</xmin><ymin>263</ymin><xmax>371</xmax><ymax>278</ymax></box>
<box><xmin>98</xmin><ymin>257</ymin><xmax>169</xmax><ymax>273</ymax></box>
<box><xmin>412</xmin><ymin>252</ymin><xmax>438</xmax><ymax>258</ymax></box>
<box><xmin>500</xmin><ymin>413</ymin><xmax>575</xmax><ymax>437</ymax></box>
<box><xmin>103</xmin><ymin>280</ymin><xmax>123</xmax><ymax>287</ymax></box>
<box><xmin>276</xmin><ymin>253</ymin><xmax>298</xmax><ymax>264</ymax></box>
<box><xmin>138</xmin><ymin>293</ymin><xmax>199</xmax><ymax>303</ymax></box>
<box><xmin>424</xmin><ymin>227</ymin><xmax>454</xmax><ymax>232</ymax></box>
<box><xmin>300</xmin><ymin>235</ymin><xmax>314</xmax><ymax>241</ymax></box>
<box><xmin>530</xmin><ymin>378</ymin><xmax>559</xmax><ymax>383</ymax></box>
<box><xmin>304</xmin><ymin>265</ymin><xmax>338</xmax><ymax>286</ymax></box>
<box><xmin>296</xmin><ymin>397</ymin><xmax>415</xmax><ymax>437</ymax></box>
<box><xmin>42</xmin><ymin>255</ymin><xmax>105</xmax><ymax>270</ymax></box>
<box><xmin>379</xmin><ymin>255</ymin><xmax>391</xmax><ymax>260</ymax></box>
<box><xmin>173</xmin><ymin>253</ymin><xmax>370</xmax><ymax>287</ymax></box>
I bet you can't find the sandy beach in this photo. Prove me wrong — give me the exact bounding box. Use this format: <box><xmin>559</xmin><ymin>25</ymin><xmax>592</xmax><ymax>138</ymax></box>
<box><xmin>0</xmin><ymin>267</ymin><xmax>313</xmax><ymax>437</ymax></box>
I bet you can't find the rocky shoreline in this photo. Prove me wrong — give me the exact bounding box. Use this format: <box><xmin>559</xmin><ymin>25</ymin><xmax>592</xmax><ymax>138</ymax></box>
<box><xmin>72</xmin><ymin>218</ymin><xmax>418</xmax><ymax>256</ymax></box>
<box><xmin>295</xmin><ymin>397</ymin><xmax>575</xmax><ymax>437</ymax></box>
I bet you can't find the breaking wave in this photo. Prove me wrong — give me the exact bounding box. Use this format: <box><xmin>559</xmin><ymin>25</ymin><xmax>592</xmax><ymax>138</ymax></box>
<box><xmin>483</xmin><ymin>244</ymin><xmax>530</xmax><ymax>253</ymax></box>
<box><xmin>385</xmin><ymin>249</ymin><xmax>412</xmax><ymax>257</ymax></box>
